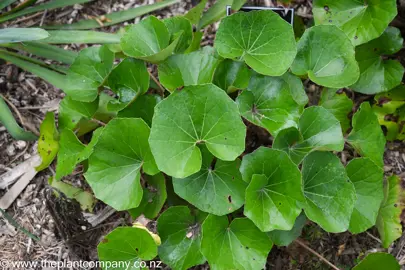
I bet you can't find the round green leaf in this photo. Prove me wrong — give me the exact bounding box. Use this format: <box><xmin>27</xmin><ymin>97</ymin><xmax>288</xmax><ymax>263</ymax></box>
<box><xmin>121</xmin><ymin>16</ymin><xmax>180</xmax><ymax>63</ymax></box>
<box><xmin>268</xmin><ymin>212</ymin><xmax>307</xmax><ymax>247</ymax></box>
<box><xmin>98</xmin><ymin>227</ymin><xmax>158</xmax><ymax>270</ymax></box>
<box><xmin>236</xmin><ymin>72</ymin><xmax>307</xmax><ymax>136</ymax></box>
<box><xmin>128</xmin><ymin>172</ymin><xmax>167</xmax><ymax>219</ymax></box>
<box><xmin>201</xmin><ymin>215</ymin><xmax>273</xmax><ymax>270</ymax></box>
<box><xmin>163</xmin><ymin>16</ymin><xmax>193</xmax><ymax>53</ymax></box>
<box><xmin>157</xmin><ymin>206</ymin><xmax>206</xmax><ymax>270</ymax></box>
<box><xmin>36</xmin><ymin>112</ymin><xmax>59</xmax><ymax>172</ymax></box>
<box><xmin>213</xmin><ymin>59</ymin><xmax>251</xmax><ymax>93</ymax></box>
<box><xmin>55</xmin><ymin>129</ymin><xmax>85</xmax><ymax>180</ymax></box>
<box><xmin>240</xmin><ymin>147</ymin><xmax>304</xmax><ymax>232</ymax></box>
<box><xmin>291</xmin><ymin>25</ymin><xmax>359</xmax><ymax>88</ymax></box>
<box><xmin>272</xmin><ymin>127</ymin><xmax>303</xmax><ymax>165</ymax></box>
<box><xmin>347</xmin><ymin>158</ymin><xmax>384</xmax><ymax>234</ymax></box>
<box><xmin>376</xmin><ymin>175</ymin><xmax>404</xmax><ymax>248</ymax></box>
<box><xmin>173</xmin><ymin>146</ymin><xmax>247</xmax><ymax>215</ymax></box>
<box><xmin>85</xmin><ymin>118</ymin><xmax>158</xmax><ymax>211</ymax></box>
<box><xmin>107</xmin><ymin>58</ymin><xmax>149</xmax><ymax>103</ymax></box>
<box><xmin>214</xmin><ymin>10</ymin><xmax>297</xmax><ymax>76</ymax></box>
<box><xmin>302</xmin><ymin>151</ymin><xmax>356</xmax><ymax>233</ymax></box>
<box><xmin>158</xmin><ymin>47</ymin><xmax>221</xmax><ymax>92</ymax></box>
<box><xmin>273</xmin><ymin>106</ymin><xmax>344</xmax><ymax>164</ymax></box>
<box><xmin>65</xmin><ymin>45</ymin><xmax>114</xmax><ymax>102</ymax></box>
<box><xmin>353</xmin><ymin>252</ymin><xmax>400</xmax><ymax>270</ymax></box>
<box><xmin>149</xmin><ymin>84</ymin><xmax>246</xmax><ymax>178</ymax></box>
<box><xmin>347</xmin><ymin>102</ymin><xmax>386</xmax><ymax>167</ymax></box>
<box><xmin>117</xmin><ymin>94</ymin><xmax>161</xmax><ymax>126</ymax></box>
<box><xmin>319</xmin><ymin>88</ymin><xmax>353</xmax><ymax>133</ymax></box>
<box><xmin>313</xmin><ymin>0</ymin><xmax>398</xmax><ymax>46</ymax></box>
<box><xmin>350</xmin><ymin>27</ymin><xmax>404</xmax><ymax>94</ymax></box>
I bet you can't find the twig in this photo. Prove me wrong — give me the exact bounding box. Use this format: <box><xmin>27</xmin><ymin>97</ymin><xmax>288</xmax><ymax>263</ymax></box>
<box><xmin>90</xmin><ymin>118</ymin><xmax>106</xmax><ymax>127</ymax></box>
<box><xmin>366</xmin><ymin>232</ymin><xmax>382</xmax><ymax>244</ymax></box>
<box><xmin>39</xmin><ymin>9</ymin><xmax>48</xmax><ymax>27</ymax></box>
<box><xmin>148</xmin><ymin>69</ymin><xmax>165</xmax><ymax>95</ymax></box>
<box><xmin>12</xmin><ymin>12</ymin><xmax>44</xmax><ymax>24</ymax></box>
<box><xmin>294</xmin><ymin>239</ymin><xmax>341</xmax><ymax>270</ymax></box>
<box><xmin>6</xmin><ymin>142</ymin><xmax>29</xmax><ymax>166</ymax></box>
<box><xmin>86</xmin><ymin>206</ymin><xmax>116</xmax><ymax>227</ymax></box>
<box><xmin>18</xmin><ymin>105</ymin><xmax>55</xmax><ymax>110</ymax></box>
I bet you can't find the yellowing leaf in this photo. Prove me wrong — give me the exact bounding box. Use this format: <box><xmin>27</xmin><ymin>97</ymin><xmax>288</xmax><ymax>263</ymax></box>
<box><xmin>36</xmin><ymin>112</ymin><xmax>59</xmax><ymax>172</ymax></box>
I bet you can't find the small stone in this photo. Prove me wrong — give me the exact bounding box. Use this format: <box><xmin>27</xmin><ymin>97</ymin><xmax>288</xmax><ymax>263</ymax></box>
<box><xmin>15</xmin><ymin>140</ymin><xmax>26</xmax><ymax>149</ymax></box>
<box><xmin>73</xmin><ymin>4</ymin><xmax>83</xmax><ymax>9</ymax></box>
<box><xmin>6</xmin><ymin>144</ymin><xmax>15</xmax><ymax>156</ymax></box>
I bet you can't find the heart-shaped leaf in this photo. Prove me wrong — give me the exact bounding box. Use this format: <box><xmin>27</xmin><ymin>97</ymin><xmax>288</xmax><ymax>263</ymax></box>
<box><xmin>376</xmin><ymin>175</ymin><xmax>404</xmax><ymax>248</ymax></box>
<box><xmin>347</xmin><ymin>102</ymin><xmax>386</xmax><ymax>167</ymax></box>
<box><xmin>117</xmin><ymin>94</ymin><xmax>161</xmax><ymax>126</ymax></box>
<box><xmin>214</xmin><ymin>10</ymin><xmax>297</xmax><ymax>76</ymax></box>
<box><xmin>149</xmin><ymin>84</ymin><xmax>246</xmax><ymax>178</ymax></box>
<box><xmin>157</xmin><ymin>206</ymin><xmax>206</xmax><ymax>270</ymax></box>
<box><xmin>107</xmin><ymin>58</ymin><xmax>149</xmax><ymax>103</ymax></box>
<box><xmin>36</xmin><ymin>112</ymin><xmax>59</xmax><ymax>172</ymax></box>
<box><xmin>236</xmin><ymin>72</ymin><xmax>307</xmax><ymax>136</ymax></box>
<box><xmin>353</xmin><ymin>252</ymin><xmax>400</xmax><ymax>270</ymax></box>
<box><xmin>268</xmin><ymin>212</ymin><xmax>307</xmax><ymax>247</ymax></box>
<box><xmin>85</xmin><ymin>118</ymin><xmax>159</xmax><ymax>211</ymax></box>
<box><xmin>121</xmin><ymin>16</ymin><xmax>181</xmax><ymax>63</ymax></box>
<box><xmin>64</xmin><ymin>45</ymin><xmax>114</xmax><ymax>102</ymax></box>
<box><xmin>350</xmin><ymin>27</ymin><xmax>404</xmax><ymax>94</ymax></box>
<box><xmin>158</xmin><ymin>47</ymin><xmax>221</xmax><ymax>92</ymax></box>
<box><xmin>163</xmin><ymin>16</ymin><xmax>193</xmax><ymax>53</ymax></box>
<box><xmin>319</xmin><ymin>88</ymin><xmax>353</xmax><ymax>133</ymax></box>
<box><xmin>173</xmin><ymin>146</ymin><xmax>247</xmax><ymax>215</ymax></box>
<box><xmin>240</xmin><ymin>147</ymin><xmax>304</xmax><ymax>232</ymax></box>
<box><xmin>372</xmin><ymin>85</ymin><xmax>405</xmax><ymax>141</ymax></box>
<box><xmin>347</xmin><ymin>158</ymin><xmax>384</xmax><ymax>234</ymax></box>
<box><xmin>129</xmin><ymin>172</ymin><xmax>167</xmax><ymax>219</ymax></box>
<box><xmin>58</xmin><ymin>96</ymin><xmax>99</xmax><ymax>130</ymax></box>
<box><xmin>201</xmin><ymin>215</ymin><xmax>273</xmax><ymax>270</ymax></box>
<box><xmin>98</xmin><ymin>227</ymin><xmax>158</xmax><ymax>269</ymax></box>
<box><xmin>291</xmin><ymin>25</ymin><xmax>359</xmax><ymax>88</ymax></box>
<box><xmin>302</xmin><ymin>151</ymin><xmax>356</xmax><ymax>233</ymax></box>
<box><xmin>313</xmin><ymin>0</ymin><xmax>398</xmax><ymax>46</ymax></box>
<box><xmin>55</xmin><ymin>129</ymin><xmax>85</xmax><ymax>180</ymax></box>
<box><xmin>273</xmin><ymin>106</ymin><xmax>344</xmax><ymax>164</ymax></box>
<box><xmin>213</xmin><ymin>59</ymin><xmax>251</xmax><ymax>93</ymax></box>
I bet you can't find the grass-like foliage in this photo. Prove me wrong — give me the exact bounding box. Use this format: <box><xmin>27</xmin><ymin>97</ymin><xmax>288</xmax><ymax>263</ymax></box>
<box><xmin>1</xmin><ymin>1</ymin><xmax>404</xmax><ymax>269</ymax></box>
